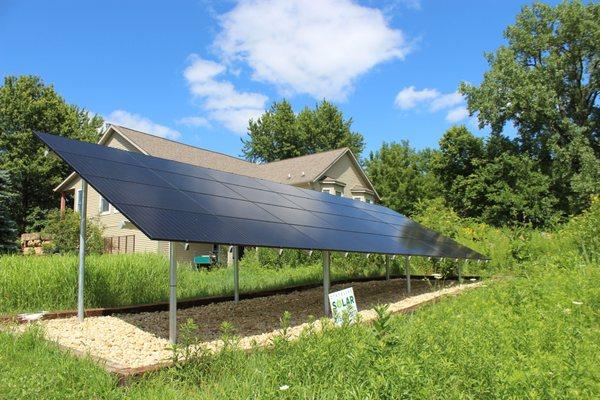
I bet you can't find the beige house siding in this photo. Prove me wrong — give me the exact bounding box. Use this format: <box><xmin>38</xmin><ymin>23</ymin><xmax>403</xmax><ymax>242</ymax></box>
<box><xmin>315</xmin><ymin>154</ymin><xmax>375</xmax><ymax>202</ymax></box>
<box><xmin>67</xmin><ymin>131</ymin><xmax>159</xmax><ymax>254</ymax></box>
<box><xmin>106</xmin><ymin>133</ymin><xmax>140</xmax><ymax>152</ymax></box>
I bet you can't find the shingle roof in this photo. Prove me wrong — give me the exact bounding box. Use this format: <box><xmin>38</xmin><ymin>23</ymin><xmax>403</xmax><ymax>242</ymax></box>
<box><xmin>56</xmin><ymin>124</ymin><xmax>376</xmax><ymax>198</ymax></box>
<box><xmin>255</xmin><ymin>148</ymin><xmax>348</xmax><ymax>185</ymax></box>
<box><xmin>113</xmin><ymin>125</ymin><xmax>256</xmax><ymax>177</ymax></box>
<box><xmin>112</xmin><ymin>125</ymin><xmax>348</xmax><ymax>185</ymax></box>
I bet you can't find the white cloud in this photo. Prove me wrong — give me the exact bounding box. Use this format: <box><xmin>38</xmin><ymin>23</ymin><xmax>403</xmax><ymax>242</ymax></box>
<box><xmin>215</xmin><ymin>0</ymin><xmax>409</xmax><ymax>100</ymax></box>
<box><xmin>394</xmin><ymin>86</ymin><xmax>469</xmax><ymax>123</ymax></box>
<box><xmin>430</xmin><ymin>92</ymin><xmax>463</xmax><ymax>112</ymax></box>
<box><xmin>106</xmin><ymin>110</ymin><xmax>181</xmax><ymax>139</ymax></box>
<box><xmin>394</xmin><ymin>86</ymin><xmax>439</xmax><ymax>109</ymax></box>
<box><xmin>445</xmin><ymin>106</ymin><xmax>469</xmax><ymax>123</ymax></box>
<box><xmin>183</xmin><ymin>55</ymin><xmax>268</xmax><ymax>135</ymax></box>
<box><xmin>177</xmin><ymin>116</ymin><xmax>210</xmax><ymax>127</ymax></box>
<box><xmin>402</xmin><ymin>0</ymin><xmax>422</xmax><ymax>10</ymax></box>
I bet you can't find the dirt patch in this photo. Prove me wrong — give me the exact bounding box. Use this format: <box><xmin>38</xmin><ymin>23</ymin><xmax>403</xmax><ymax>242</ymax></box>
<box><xmin>118</xmin><ymin>278</ymin><xmax>439</xmax><ymax>341</ymax></box>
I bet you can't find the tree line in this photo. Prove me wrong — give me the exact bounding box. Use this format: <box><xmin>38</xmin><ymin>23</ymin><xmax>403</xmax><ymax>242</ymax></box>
<box><xmin>0</xmin><ymin>1</ymin><xmax>597</xmax><ymax>251</ymax></box>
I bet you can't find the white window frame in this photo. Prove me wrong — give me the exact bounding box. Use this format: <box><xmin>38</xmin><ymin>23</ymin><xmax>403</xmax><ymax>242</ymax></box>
<box><xmin>99</xmin><ymin>195</ymin><xmax>110</xmax><ymax>215</ymax></box>
<box><xmin>353</xmin><ymin>196</ymin><xmax>364</xmax><ymax>202</ymax></box>
<box><xmin>322</xmin><ymin>188</ymin><xmax>333</xmax><ymax>195</ymax></box>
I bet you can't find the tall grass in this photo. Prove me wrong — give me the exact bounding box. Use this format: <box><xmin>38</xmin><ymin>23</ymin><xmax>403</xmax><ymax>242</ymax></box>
<box><xmin>0</xmin><ymin>253</ymin><xmax>390</xmax><ymax>314</ymax></box>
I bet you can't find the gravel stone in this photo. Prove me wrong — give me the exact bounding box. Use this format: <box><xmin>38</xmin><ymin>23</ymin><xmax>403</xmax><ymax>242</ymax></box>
<box><xmin>35</xmin><ymin>279</ymin><xmax>480</xmax><ymax>370</ymax></box>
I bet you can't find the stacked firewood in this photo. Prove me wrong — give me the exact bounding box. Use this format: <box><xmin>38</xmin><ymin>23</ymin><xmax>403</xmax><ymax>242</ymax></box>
<box><xmin>20</xmin><ymin>233</ymin><xmax>53</xmax><ymax>255</ymax></box>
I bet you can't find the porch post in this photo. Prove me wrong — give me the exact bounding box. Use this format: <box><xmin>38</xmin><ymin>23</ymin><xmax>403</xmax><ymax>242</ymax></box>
<box><xmin>458</xmin><ymin>260</ymin><xmax>464</xmax><ymax>284</ymax></box>
<box><xmin>233</xmin><ymin>245</ymin><xmax>239</xmax><ymax>303</ymax></box>
<box><xmin>169</xmin><ymin>241</ymin><xmax>177</xmax><ymax>344</ymax></box>
<box><xmin>323</xmin><ymin>250</ymin><xmax>331</xmax><ymax>316</ymax></box>
<box><xmin>77</xmin><ymin>181</ymin><xmax>87</xmax><ymax>322</ymax></box>
<box><xmin>60</xmin><ymin>191</ymin><xmax>66</xmax><ymax>218</ymax></box>
<box><xmin>404</xmin><ymin>255</ymin><xmax>411</xmax><ymax>294</ymax></box>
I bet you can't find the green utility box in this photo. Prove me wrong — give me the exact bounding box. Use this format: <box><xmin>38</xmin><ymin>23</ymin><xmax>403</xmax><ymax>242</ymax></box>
<box><xmin>194</xmin><ymin>254</ymin><xmax>215</xmax><ymax>269</ymax></box>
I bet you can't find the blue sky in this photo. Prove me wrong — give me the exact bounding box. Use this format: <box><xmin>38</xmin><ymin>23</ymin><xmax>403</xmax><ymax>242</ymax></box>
<box><xmin>0</xmin><ymin>0</ymin><xmax>556</xmax><ymax>159</ymax></box>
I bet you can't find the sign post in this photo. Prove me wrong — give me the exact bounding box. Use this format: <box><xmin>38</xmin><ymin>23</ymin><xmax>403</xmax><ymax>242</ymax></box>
<box><xmin>328</xmin><ymin>287</ymin><xmax>358</xmax><ymax>326</ymax></box>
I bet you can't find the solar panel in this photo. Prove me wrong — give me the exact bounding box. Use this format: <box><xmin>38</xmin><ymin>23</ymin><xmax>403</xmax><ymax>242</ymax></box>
<box><xmin>38</xmin><ymin>132</ymin><xmax>487</xmax><ymax>259</ymax></box>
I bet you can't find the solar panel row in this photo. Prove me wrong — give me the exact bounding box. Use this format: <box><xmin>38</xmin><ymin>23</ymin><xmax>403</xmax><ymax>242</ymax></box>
<box><xmin>37</xmin><ymin>132</ymin><xmax>487</xmax><ymax>259</ymax></box>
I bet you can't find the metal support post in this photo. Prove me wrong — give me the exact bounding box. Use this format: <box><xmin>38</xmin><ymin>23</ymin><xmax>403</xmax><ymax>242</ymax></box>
<box><xmin>233</xmin><ymin>245</ymin><xmax>239</xmax><ymax>302</ymax></box>
<box><xmin>77</xmin><ymin>181</ymin><xmax>87</xmax><ymax>322</ymax></box>
<box><xmin>323</xmin><ymin>250</ymin><xmax>331</xmax><ymax>316</ymax></box>
<box><xmin>404</xmin><ymin>255</ymin><xmax>411</xmax><ymax>294</ymax></box>
<box><xmin>385</xmin><ymin>255</ymin><xmax>390</xmax><ymax>281</ymax></box>
<box><xmin>169</xmin><ymin>241</ymin><xmax>177</xmax><ymax>344</ymax></box>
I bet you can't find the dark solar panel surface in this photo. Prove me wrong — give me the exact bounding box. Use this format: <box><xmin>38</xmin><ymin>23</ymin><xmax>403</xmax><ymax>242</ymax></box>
<box><xmin>38</xmin><ymin>132</ymin><xmax>487</xmax><ymax>259</ymax></box>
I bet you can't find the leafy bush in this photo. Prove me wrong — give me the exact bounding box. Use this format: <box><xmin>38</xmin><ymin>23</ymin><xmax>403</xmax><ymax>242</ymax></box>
<box><xmin>41</xmin><ymin>208</ymin><xmax>104</xmax><ymax>254</ymax></box>
<box><xmin>560</xmin><ymin>196</ymin><xmax>600</xmax><ymax>264</ymax></box>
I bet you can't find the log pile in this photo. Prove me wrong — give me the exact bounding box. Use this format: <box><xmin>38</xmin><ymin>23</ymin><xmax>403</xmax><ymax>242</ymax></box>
<box><xmin>20</xmin><ymin>232</ymin><xmax>53</xmax><ymax>255</ymax></box>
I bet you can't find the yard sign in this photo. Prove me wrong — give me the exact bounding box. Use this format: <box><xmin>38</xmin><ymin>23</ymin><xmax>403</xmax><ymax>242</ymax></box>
<box><xmin>328</xmin><ymin>287</ymin><xmax>358</xmax><ymax>326</ymax></box>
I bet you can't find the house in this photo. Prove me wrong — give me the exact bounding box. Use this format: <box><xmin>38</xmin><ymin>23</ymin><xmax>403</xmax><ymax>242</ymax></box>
<box><xmin>55</xmin><ymin>124</ymin><xmax>379</xmax><ymax>263</ymax></box>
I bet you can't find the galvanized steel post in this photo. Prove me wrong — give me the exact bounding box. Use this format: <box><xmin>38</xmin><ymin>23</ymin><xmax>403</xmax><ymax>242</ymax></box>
<box><xmin>169</xmin><ymin>242</ymin><xmax>177</xmax><ymax>344</ymax></box>
<box><xmin>458</xmin><ymin>260</ymin><xmax>464</xmax><ymax>284</ymax></box>
<box><xmin>323</xmin><ymin>251</ymin><xmax>331</xmax><ymax>316</ymax></box>
<box><xmin>77</xmin><ymin>181</ymin><xmax>87</xmax><ymax>322</ymax></box>
<box><xmin>385</xmin><ymin>255</ymin><xmax>390</xmax><ymax>281</ymax></box>
<box><xmin>404</xmin><ymin>255</ymin><xmax>411</xmax><ymax>294</ymax></box>
<box><xmin>233</xmin><ymin>246</ymin><xmax>239</xmax><ymax>303</ymax></box>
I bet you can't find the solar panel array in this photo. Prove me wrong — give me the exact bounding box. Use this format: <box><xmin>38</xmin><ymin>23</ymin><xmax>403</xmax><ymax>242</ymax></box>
<box><xmin>37</xmin><ymin>132</ymin><xmax>487</xmax><ymax>259</ymax></box>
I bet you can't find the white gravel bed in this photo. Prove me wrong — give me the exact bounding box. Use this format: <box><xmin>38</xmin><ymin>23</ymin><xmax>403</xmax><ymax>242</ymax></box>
<box><xmin>36</xmin><ymin>279</ymin><xmax>481</xmax><ymax>370</ymax></box>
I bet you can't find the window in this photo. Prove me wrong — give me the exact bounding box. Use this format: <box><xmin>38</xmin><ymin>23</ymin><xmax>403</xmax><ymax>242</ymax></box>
<box><xmin>99</xmin><ymin>196</ymin><xmax>110</xmax><ymax>214</ymax></box>
<box><xmin>335</xmin><ymin>190</ymin><xmax>342</xmax><ymax>197</ymax></box>
<box><xmin>366</xmin><ymin>199</ymin><xmax>373</xmax><ymax>204</ymax></box>
<box><xmin>76</xmin><ymin>189</ymin><xmax>83</xmax><ymax>213</ymax></box>
<box><xmin>353</xmin><ymin>196</ymin><xmax>364</xmax><ymax>202</ymax></box>
<box><xmin>322</xmin><ymin>188</ymin><xmax>333</xmax><ymax>195</ymax></box>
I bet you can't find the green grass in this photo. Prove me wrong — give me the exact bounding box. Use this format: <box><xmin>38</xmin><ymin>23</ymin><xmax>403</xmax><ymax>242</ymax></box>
<box><xmin>1</xmin><ymin>200</ymin><xmax>598</xmax><ymax>398</ymax></box>
<box><xmin>1</xmin><ymin>260</ymin><xmax>598</xmax><ymax>399</ymax></box>
<box><xmin>1</xmin><ymin>253</ymin><xmax>396</xmax><ymax>314</ymax></box>
<box><xmin>0</xmin><ymin>327</ymin><xmax>120</xmax><ymax>400</ymax></box>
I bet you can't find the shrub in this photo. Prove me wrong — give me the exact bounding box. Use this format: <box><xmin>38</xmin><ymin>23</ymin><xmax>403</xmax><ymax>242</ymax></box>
<box><xmin>41</xmin><ymin>208</ymin><xmax>104</xmax><ymax>254</ymax></box>
<box><xmin>560</xmin><ymin>196</ymin><xmax>600</xmax><ymax>263</ymax></box>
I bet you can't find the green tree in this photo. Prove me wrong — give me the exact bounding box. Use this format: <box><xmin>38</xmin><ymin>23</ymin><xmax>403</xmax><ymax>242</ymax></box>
<box><xmin>432</xmin><ymin>125</ymin><xmax>558</xmax><ymax>227</ymax></box>
<box><xmin>432</xmin><ymin>125</ymin><xmax>485</xmax><ymax>214</ymax></box>
<box><xmin>242</xmin><ymin>100</ymin><xmax>364</xmax><ymax>162</ymax></box>
<box><xmin>365</xmin><ymin>141</ymin><xmax>441</xmax><ymax>215</ymax></box>
<box><xmin>459</xmin><ymin>154</ymin><xmax>558</xmax><ymax>227</ymax></box>
<box><xmin>0</xmin><ymin>170</ymin><xmax>18</xmax><ymax>253</ymax></box>
<box><xmin>460</xmin><ymin>0</ymin><xmax>600</xmax><ymax>215</ymax></box>
<box><xmin>0</xmin><ymin>75</ymin><xmax>103</xmax><ymax>233</ymax></box>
